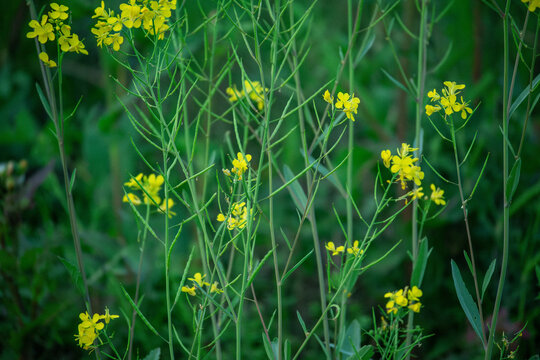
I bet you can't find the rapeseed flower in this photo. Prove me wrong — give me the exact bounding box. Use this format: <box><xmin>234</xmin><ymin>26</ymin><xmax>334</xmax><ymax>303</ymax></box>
<box><xmin>425</xmin><ymin>81</ymin><xmax>470</xmax><ymax>119</ymax></box>
<box><xmin>523</xmin><ymin>0</ymin><xmax>540</xmax><ymax>11</ymax></box>
<box><xmin>39</xmin><ymin>52</ymin><xmax>57</xmax><ymax>68</ymax></box>
<box><xmin>49</xmin><ymin>3</ymin><xmax>69</xmax><ymax>20</ymax></box>
<box><xmin>408</xmin><ymin>187</ymin><xmax>424</xmax><ymax>201</ymax></box>
<box><xmin>325</xmin><ymin>241</ymin><xmax>344</xmax><ymax>256</ymax></box>
<box><xmin>380</xmin><ymin>150</ymin><xmax>391</xmax><ymax>168</ymax></box>
<box><xmin>27</xmin><ymin>15</ymin><xmax>55</xmax><ymax>44</ymax></box>
<box><xmin>430</xmin><ymin>184</ymin><xmax>446</xmax><ymax>205</ymax></box>
<box><xmin>223</xmin><ymin>152</ymin><xmax>252</xmax><ymax>181</ymax></box>
<box><xmin>347</xmin><ymin>240</ymin><xmax>363</xmax><ymax>257</ymax></box>
<box><xmin>210</xmin><ymin>282</ymin><xmax>223</xmax><ymax>294</ymax></box>
<box><xmin>407</xmin><ymin>286</ymin><xmax>423</xmax><ymax>312</ymax></box>
<box><xmin>182</xmin><ymin>286</ymin><xmax>196</xmax><ymax>296</ymax></box>
<box><xmin>100</xmin><ymin>307</ymin><xmax>119</xmax><ymax>324</ymax></box>
<box><xmin>226</xmin><ymin>79</ymin><xmax>268</xmax><ymax>110</ymax></box>
<box><xmin>322</xmin><ymin>90</ymin><xmax>333</xmax><ymax>105</ymax></box>
<box><xmin>189</xmin><ymin>273</ymin><xmax>210</xmax><ymax>288</ymax></box>
<box><xmin>217</xmin><ymin>201</ymin><xmax>250</xmax><ymax>230</ymax></box>
<box><xmin>75</xmin><ymin>309</ymin><xmax>117</xmax><ymax>351</ymax></box>
<box><xmin>335</xmin><ymin>92</ymin><xmax>360</xmax><ymax>121</ymax></box>
<box><xmin>384</xmin><ymin>289</ymin><xmax>408</xmax><ymax>314</ymax></box>
<box><xmin>159</xmin><ymin>198</ymin><xmax>176</xmax><ymax>218</ymax></box>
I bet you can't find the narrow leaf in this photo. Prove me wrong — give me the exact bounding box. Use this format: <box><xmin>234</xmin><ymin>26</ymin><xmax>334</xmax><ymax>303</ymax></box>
<box><xmin>283</xmin><ymin>165</ymin><xmax>307</xmax><ymax>213</ymax></box>
<box><xmin>381</xmin><ymin>68</ymin><xmax>409</xmax><ymax>94</ymax></box>
<box><xmin>121</xmin><ymin>286</ymin><xmax>166</xmax><ymax>342</ymax></box>
<box><xmin>58</xmin><ymin>256</ymin><xmax>84</xmax><ymax>295</ymax></box>
<box><xmin>282</xmin><ymin>250</ymin><xmax>313</xmax><ymax>283</ymax></box>
<box><xmin>142</xmin><ymin>348</ymin><xmax>161</xmax><ymax>360</ymax></box>
<box><xmin>509</xmin><ymin>73</ymin><xmax>540</xmax><ymax>119</ymax></box>
<box><xmin>411</xmin><ymin>237</ymin><xmax>430</xmax><ymax>287</ymax></box>
<box><xmin>36</xmin><ymin>83</ymin><xmax>53</xmax><ymax>121</ymax></box>
<box><xmin>506</xmin><ymin>158</ymin><xmax>521</xmax><ymax>204</ymax></box>
<box><xmin>451</xmin><ymin>260</ymin><xmax>485</xmax><ymax>346</ymax></box>
<box><xmin>481</xmin><ymin>259</ymin><xmax>497</xmax><ymax>301</ymax></box>
<box><xmin>69</xmin><ymin>168</ymin><xmax>77</xmax><ymax>193</ymax></box>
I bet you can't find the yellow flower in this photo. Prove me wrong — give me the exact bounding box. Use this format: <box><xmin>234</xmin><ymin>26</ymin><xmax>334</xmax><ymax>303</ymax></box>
<box><xmin>335</xmin><ymin>92</ymin><xmax>360</xmax><ymax>121</ymax></box>
<box><xmin>188</xmin><ymin>273</ymin><xmax>210</xmax><ymax>288</ymax></box>
<box><xmin>49</xmin><ymin>3</ymin><xmax>69</xmax><ymax>21</ymax></box>
<box><xmin>159</xmin><ymin>198</ymin><xmax>176</xmax><ymax>218</ymax></box>
<box><xmin>123</xmin><ymin>193</ymin><xmax>142</xmax><ymax>205</ymax></box>
<box><xmin>107</xmin><ymin>14</ymin><xmax>124</xmax><ymax>32</ymax></box>
<box><xmin>120</xmin><ymin>0</ymin><xmax>142</xmax><ymax>28</ymax></box>
<box><xmin>100</xmin><ymin>307</ymin><xmax>119</xmax><ymax>324</ymax></box>
<box><xmin>425</xmin><ymin>104</ymin><xmax>441</xmax><ymax>116</ymax></box>
<box><xmin>210</xmin><ymin>282</ymin><xmax>223</xmax><ymax>294</ymax></box>
<box><xmin>430</xmin><ymin>184</ymin><xmax>446</xmax><ymax>205</ymax></box>
<box><xmin>347</xmin><ymin>240</ymin><xmax>363</xmax><ymax>256</ymax></box>
<box><xmin>408</xmin><ymin>187</ymin><xmax>424</xmax><ymax>201</ymax></box>
<box><xmin>231</xmin><ymin>153</ymin><xmax>252</xmax><ymax>180</ymax></box>
<box><xmin>124</xmin><ymin>173</ymin><xmax>144</xmax><ymax>189</ymax></box>
<box><xmin>323</xmin><ymin>89</ymin><xmax>333</xmax><ymax>105</ymax></box>
<box><xmin>226</xmin><ymin>86</ymin><xmax>244</xmax><ymax>102</ymax></box>
<box><xmin>427</xmin><ymin>89</ymin><xmax>440</xmax><ymax>101</ymax></box>
<box><xmin>384</xmin><ymin>289</ymin><xmax>408</xmax><ymax>314</ymax></box>
<box><xmin>381</xmin><ymin>149</ymin><xmax>392</xmax><ymax>168</ymax></box>
<box><xmin>522</xmin><ymin>0</ymin><xmax>540</xmax><ymax>12</ymax></box>
<box><xmin>443</xmin><ymin>81</ymin><xmax>465</xmax><ymax>96</ymax></box>
<box><xmin>453</xmin><ymin>96</ymin><xmax>473</xmax><ymax>119</ymax></box>
<box><xmin>27</xmin><ymin>15</ymin><xmax>55</xmax><ymax>44</ymax></box>
<box><xmin>244</xmin><ymin>80</ymin><xmax>267</xmax><ymax>110</ymax></box>
<box><xmin>325</xmin><ymin>241</ymin><xmax>344</xmax><ymax>256</ymax></box>
<box><xmin>38</xmin><ymin>52</ymin><xmax>57</xmax><ymax>68</ymax></box>
<box><xmin>181</xmin><ymin>286</ymin><xmax>196</xmax><ymax>296</ymax></box>
<box><xmin>407</xmin><ymin>286</ymin><xmax>423</xmax><ymax>301</ymax></box>
<box><xmin>217</xmin><ymin>202</ymin><xmax>250</xmax><ymax>230</ymax></box>
<box><xmin>408</xmin><ymin>302</ymin><xmax>422</xmax><ymax>313</ymax></box>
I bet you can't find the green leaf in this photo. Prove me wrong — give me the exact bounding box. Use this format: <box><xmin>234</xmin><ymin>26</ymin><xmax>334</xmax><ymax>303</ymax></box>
<box><xmin>121</xmin><ymin>286</ymin><xmax>166</xmax><ymax>342</ymax></box>
<box><xmin>262</xmin><ymin>333</ymin><xmax>276</xmax><ymax>360</ymax></box>
<box><xmin>281</xmin><ymin>250</ymin><xmax>313</xmax><ymax>283</ymax></box>
<box><xmin>58</xmin><ymin>256</ymin><xmax>84</xmax><ymax>295</ymax></box>
<box><xmin>142</xmin><ymin>348</ymin><xmax>161</xmax><ymax>360</ymax></box>
<box><xmin>509</xmin><ymin>73</ymin><xmax>540</xmax><ymax>119</ymax></box>
<box><xmin>69</xmin><ymin>168</ymin><xmax>77</xmax><ymax>193</ymax></box>
<box><xmin>411</xmin><ymin>237</ymin><xmax>430</xmax><ymax>287</ymax></box>
<box><xmin>451</xmin><ymin>260</ymin><xmax>485</xmax><ymax>346</ymax></box>
<box><xmin>381</xmin><ymin>68</ymin><xmax>410</xmax><ymax>94</ymax></box>
<box><xmin>36</xmin><ymin>83</ymin><xmax>53</xmax><ymax>121</ymax></box>
<box><xmin>347</xmin><ymin>345</ymin><xmax>374</xmax><ymax>360</ymax></box>
<box><xmin>339</xmin><ymin>320</ymin><xmax>361</xmax><ymax>356</ymax></box>
<box><xmin>481</xmin><ymin>259</ymin><xmax>497</xmax><ymax>301</ymax></box>
<box><xmin>506</xmin><ymin>158</ymin><xmax>521</xmax><ymax>204</ymax></box>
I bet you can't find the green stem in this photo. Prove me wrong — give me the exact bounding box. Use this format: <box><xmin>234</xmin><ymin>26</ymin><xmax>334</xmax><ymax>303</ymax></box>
<box><xmin>486</xmin><ymin>1</ymin><xmax>512</xmax><ymax>358</ymax></box>
<box><xmin>127</xmin><ymin>204</ymin><xmax>150</xmax><ymax>360</ymax></box>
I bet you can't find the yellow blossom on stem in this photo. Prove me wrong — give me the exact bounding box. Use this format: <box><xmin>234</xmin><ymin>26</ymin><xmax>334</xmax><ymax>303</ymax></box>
<box><xmin>38</xmin><ymin>52</ymin><xmax>57</xmax><ymax>68</ymax></box>
<box><xmin>27</xmin><ymin>15</ymin><xmax>55</xmax><ymax>44</ymax></box>
<box><xmin>347</xmin><ymin>240</ymin><xmax>363</xmax><ymax>257</ymax></box>
<box><xmin>210</xmin><ymin>282</ymin><xmax>223</xmax><ymax>294</ymax></box>
<box><xmin>181</xmin><ymin>286</ymin><xmax>196</xmax><ymax>296</ymax></box>
<box><xmin>323</xmin><ymin>89</ymin><xmax>333</xmax><ymax>105</ymax></box>
<box><xmin>381</xmin><ymin>149</ymin><xmax>392</xmax><ymax>168</ymax></box>
<box><xmin>408</xmin><ymin>187</ymin><xmax>424</xmax><ymax>201</ymax></box>
<box><xmin>123</xmin><ymin>192</ymin><xmax>142</xmax><ymax>205</ymax></box>
<box><xmin>188</xmin><ymin>273</ymin><xmax>210</xmax><ymax>288</ymax></box>
<box><xmin>384</xmin><ymin>289</ymin><xmax>408</xmax><ymax>314</ymax></box>
<box><xmin>231</xmin><ymin>153</ymin><xmax>252</xmax><ymax>180</ymax></box>
<box><xmin>159</xmin><ymin>198</ymin><xmax>176</xmax><ymax>218</ymax></box>
<box><xmin>425</xmin><ymin>104</ymin><xmax>441</xmax><ymax>116</ymax></box>
<box><xmin>325</xmin><ymin>241</ymin><xmax>344</xmax><ymax>256</ymax></box>
<box><xmin>522</xmin><ymin>0</ymin><xmax>540</xmax><ymax>12</ymax></box>
<box><xmin>49</xmin><ymin>3</ymin><xmax>69</xmax><ymax>21</ymax></box>
<box><xmin>100</xmin><ymin>307</ymin><xmax>119</xmax><ymax>324</ymax></box>
<box><xmin>430</xmin><ymin>184</ymin><xmax>446</xmax><ymax>205</ymax></box>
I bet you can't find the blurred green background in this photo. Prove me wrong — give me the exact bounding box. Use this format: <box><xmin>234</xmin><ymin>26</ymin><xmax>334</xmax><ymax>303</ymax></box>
<box><xmin>1</xmin><ymin>0</ymin><xmax>539</xmax><ymax>359</ymax></box>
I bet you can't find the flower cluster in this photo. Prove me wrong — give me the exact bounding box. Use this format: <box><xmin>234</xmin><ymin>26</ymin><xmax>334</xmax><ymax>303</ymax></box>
<box><xmin>323</xmin><ymin>90</ymin><xmax>361</xmax><ymax>122</ymax></box>
<box><xmin>217</xmin><ymin>201</ymin><xmax>249</xmax><ymax>230</ymax></box>
<box><xmin>226</xmin><ymin>80</ymin><xmax>268</xmax><ymax>110</ymax></box>
<box><xmin>384</xmin><ymin>286</ymin><xmax>423</xmax><ymax>314</ymax></box>
<box><xmin>91</xmin><ymin>0</ymin><xmax>176</xmax><ymax>52</ymax></box>
<box><xmin>26</xmin><ymin>3</ymin><xmax>88</xmax><ymax>68</ymax></box>
<box><xmin>181</xmin><ymin>272</ymin><xmax>223</xmax><ymax>296</ymax></box>
<box><xmin>75</xmin><ymin>308</ymin><xmax>118</xmax><ymax>351</ymax></box>
<box><xmin>123</xmin><ymin>173</ymin><xmax>176</xmax><ymax>217</ymax></box>
<box><xmin>522</xmin><ymin>0</ymin><xmax>540</xmax><ymax>12</ymax></box>
<box><xmin>381</xmin><ymin>143</ymin><xmax>424</xmax><ymax>190</ymax></box>
<box><xmin>325</xmin><ymin>240</ymin><xmax>363</xmax><ymax>257</ymax></box>
<box><xmin>222</xmin><ymin>152</ymin><xmax>252</xmax><ymax>181</ymax></box>
<box><xmin>425</xmin><ymin>81</ymin><xmax>472</xmax><ymax>119</ymax></box>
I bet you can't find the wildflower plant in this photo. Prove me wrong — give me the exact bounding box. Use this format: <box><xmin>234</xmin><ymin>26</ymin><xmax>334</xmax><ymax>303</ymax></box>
<box><xmin>21</xmin><ymin>0</ymin><xmax>539</xmax><ymax>359</ymax></box>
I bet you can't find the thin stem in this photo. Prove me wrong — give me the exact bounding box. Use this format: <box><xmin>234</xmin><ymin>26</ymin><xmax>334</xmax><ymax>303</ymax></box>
<box><xmin>406</xmin><ymin>1</ymin><xmax>427</xmax><ymax>356</ymax></box>
<box><xmin>450</xmin><ymin>118</ymin><xmax>487</xmax><ymax>348</ymax></box>
<box><xmin>486</xmin><ymin>1</ymin><xmax>512</xmax><ymax>358</ymax></box>
<box><xmin>127</xmin><ymin>204</ymin><xmax>151</xmax><ymax>360</ymax></box>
